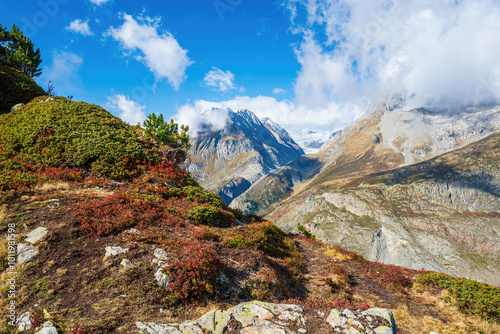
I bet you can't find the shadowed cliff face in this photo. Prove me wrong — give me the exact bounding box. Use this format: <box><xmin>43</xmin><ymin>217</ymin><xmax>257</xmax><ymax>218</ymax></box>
<box><xmin>185</xmin><ymin>109</ymin><xmax>304</xmax><ymax>204</ymax></box>
<box><xmin>232</xmin><ymin>105</ymin><xmax>500</xmax><ymax>286</ymax></box>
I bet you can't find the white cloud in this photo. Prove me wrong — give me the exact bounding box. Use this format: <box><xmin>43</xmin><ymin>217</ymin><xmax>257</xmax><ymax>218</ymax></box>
<box><xmin>175</xmin><ymin>96</ymin><xmax>367</xmax><ymax>137</ymax></box>
<box><xmin>66</xmin><ymin>19</ymin><xmax>93</xmax><ymax>36</ymax></box>
<box><xmin>170</xmin><ymin>1</ymin><xmax>500</xmax><ymax>140</ymax></box>
<box><xmin>106</xmin><ymin>94</ymin><xmax>146</xmax><ymax>125</ymax></box>
<box><xmin>90</xmin><ymin>0</ymin><xmax>112</xmax><ymax>5</ymax></box>
<box><xmin>38</xmin><ymin>51</ymin><xmax>83</xmax><ymax>94</ymax></box>
<box><xmin>176</xmin><ymin>107</ymin><xmax>230</xmax><ymax>137</ymax></box>
<box><xmin>203</xmin><ymin>67</ymin><xmax>236</xmax><ymax>92</ymax></box>
<box><xmin>273</xmin><ymin>88</ymin><xmax>287</xmax><ymax>95</ymax></box>
<box><xmin>288</xmin><ymin>0</ymin><xmax>500</xmax><ymax>109</ymax></box>
<box><xmin>107</xmin><ymin>13</ymin><xmax>193</xmax><ymax>90</ymax></box>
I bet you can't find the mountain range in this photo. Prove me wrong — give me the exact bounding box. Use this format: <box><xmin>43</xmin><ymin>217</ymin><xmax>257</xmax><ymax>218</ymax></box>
<box><xmin>185</xmin><ymin>108</ymin><xmax>304</xmax><ymax>204</ymax></box>
<box><xmin>292</xmin><ymin>129</ymin><xmax>338</xmax><ymax>154</ymax></box>
<box><xmin>192</xmin><ymin>103</ymin><xmax>500</xmax><ymax>286</ymax></box>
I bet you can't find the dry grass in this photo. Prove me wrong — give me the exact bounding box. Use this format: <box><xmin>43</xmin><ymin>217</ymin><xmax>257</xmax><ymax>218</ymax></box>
<box><xmin>0</xmin><ymin>205</ymin><xmax>5</xmax><ymax>222</ymax></box>
<box><xmin>0</xmin><ymin>238</ymin><xmax>8</xmax><ymax>270</ymax></box>
<box><xmin>328</xmin><ymin>272</ymin><xmax>350</xmax><ymax>287</ymax></box>
<box><xmin>326</xmin><ymin>271</ymin><xmax>351</xmax><ymax>296</ymax></box>
<box><xmin>0</xmin><ymin>205</ymin><xmax>13</xmax><ymax>271</ymax></box>
<box><xmin>0</xmin><ymin>270</ymin><xmax>17</xmax><ymax>310</ymax></box>
<box><xmin>323</xmin><ymin>247</ymin><xmax>353</xmax><ymax>262</ymax></box>
<box><xmin>393</xmin><ymin>290</ymin><xmax>500</xmax><ymax>334</ymax></box>
<box><xmin>36</xmin><ymin>181</ymin><xmax>71</xmax><ymax>191</ymax></box>
<box><xmin>70</xmin><ymin>187</ymin><xmax>115</xmax><ymax>197</ymax></box>
<box><xmin>56</xmin><ymin>268</ymin><xmax>68</xmax><ymax>276</ymax></box>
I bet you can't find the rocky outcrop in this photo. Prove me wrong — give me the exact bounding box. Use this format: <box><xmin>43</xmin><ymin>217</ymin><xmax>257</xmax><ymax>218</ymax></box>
<box><xmin>25</xmin><ymin>226</ymin><xmax>48</xmax><ymax>244</ymax></box>
<box><xmin>17</xmin><ymin>226</ymin><xmax>50</xmax><ymax>265</ymax></box>
<box><xmin>136</xmin><ymin>301</ymin><xmax>398</xmax><ymax>334</ymax></box>
<box><xmin>17</xmin><ymin>243</ymin><xmax>38</xmax><ymax>264</ymax></box>
<box><xmin>186</xmin><ymin>109</ymin><xmax>304</xmax><ymax>204</ymax></box>
<box><xmin>104</xmin><ymin>246</ymin><xmax>129</xmax><ymax>257</ymax></box>
<box><xmin>34</xmin><ymin>321</ymin><xmax>58</xmax><ymax>334</ymax></box>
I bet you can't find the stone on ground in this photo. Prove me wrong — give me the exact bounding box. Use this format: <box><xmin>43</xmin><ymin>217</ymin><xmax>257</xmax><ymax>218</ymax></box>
<box><xmin>25</xmin><ymin>227</ymin><xmax>48</xmax><ymax>244</ymax></box>
<box><xmin>136</xmin><ymin>301</ymin><xmax>398</xmax><ymax>334</ymax></box>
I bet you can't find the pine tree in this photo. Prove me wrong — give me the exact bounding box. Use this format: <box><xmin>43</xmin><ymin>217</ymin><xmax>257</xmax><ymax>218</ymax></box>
<box><xmin>0</xmin><ymin>24</ymin><xmax>7</xmax><ymax>58</ymax></box>
<box><xmin>2</xmin><ymin>24</ymin><xmax>42</xmax><ymax>77</ymax></box>
<box><xmin>143</xmin><ymin>113</ymin><xmax>191</xmax><ymax>162</ymax></box>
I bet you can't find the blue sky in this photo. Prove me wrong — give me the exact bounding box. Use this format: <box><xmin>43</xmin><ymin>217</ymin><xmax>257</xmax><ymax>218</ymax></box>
<box><xmin>1</xmin><ymin>0</ymin><xmax>500</xmax><ymax>136</ymax></box>
<box><xmin>0</xmin><ymin>0</ymin><xmax>299</xmax><ymax>121</ymax></box>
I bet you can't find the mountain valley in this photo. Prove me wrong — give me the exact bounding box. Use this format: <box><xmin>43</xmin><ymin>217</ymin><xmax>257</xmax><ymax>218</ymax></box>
<box><xmin>229</xmin><ymin>104</ymin><xmax>500</xmax><ymax>285</ymax></box>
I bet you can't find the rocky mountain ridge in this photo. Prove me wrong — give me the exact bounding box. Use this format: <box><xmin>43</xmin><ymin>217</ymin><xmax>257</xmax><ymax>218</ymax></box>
<box><xmin>185</xmin><ymin>108</ymin><xmax>304</xmax><ymax>204</ymax></box>
<box><xmin>232</xmin><ymin>104</ymin><xmax>500</xmax><ymax>215</ymax></box>
<box><xmin>292</xmin><ymin>129</ymin><xmax>340</xmax><ymax>154</ymax></box>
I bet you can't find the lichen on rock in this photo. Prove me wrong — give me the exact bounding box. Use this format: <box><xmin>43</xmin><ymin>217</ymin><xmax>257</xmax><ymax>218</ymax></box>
<box><xmin>136</xmin><ymin>301</ymin><xmax>397</xmax><ymax>334</ymax></box>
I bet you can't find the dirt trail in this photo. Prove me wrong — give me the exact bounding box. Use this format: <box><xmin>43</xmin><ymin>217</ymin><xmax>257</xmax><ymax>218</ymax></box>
<box><xmin>296</xmin><ymin>239</ymin><xmax>333</xmax><ymax>300</ymax></box>
<box><xmin>296</xmin><ymin>238</ymin><xmax>398</xmax><ymax>307</ymax></box>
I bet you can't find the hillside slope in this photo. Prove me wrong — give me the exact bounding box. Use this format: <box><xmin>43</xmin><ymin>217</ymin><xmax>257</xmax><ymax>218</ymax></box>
<box><xmin>0</xmin><ymin>96</ymin><xmax>305</xmax><ymax>332</ymax></box>
<box><xmin>186</xmin><ymin>109</ymin><xmax>304</xmax><ymax>204</ymax></box>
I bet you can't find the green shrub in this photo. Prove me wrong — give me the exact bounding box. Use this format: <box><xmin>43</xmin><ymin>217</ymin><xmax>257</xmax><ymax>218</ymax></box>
<box><xmin>143</xmin><ymin>113</ymin><xmax>190</xmax><ymax>162</ymax></box>
<box><xmin>0</xmin><ymin>96</ymin><xmax>157</xmax><ymax>179</ymax></box>
<box><xmin>417</xmin><ymin>273</ymin><xmax>500</xmax><ymax>322</ymax></box>
<box><xmin>0</xmin><ymin>63</ymin><xmax>46</xmax><ymax>113</ymax></box>
<box><xmin>186</xmin><ymin>206</ymin><xmax>223</xmax><ymax>225</ymax></box>
<box><xmin>224</xmin><ymin>221</ymin><xmax>304</xmax><ymax>276</ymax></box>
<box><xmin>182</xmin><ymin>186</ymin><xmax>226</xmax><ymax>208</ymax></box>
<box><xmin>250</xmin><ymin>222</ymin><xmax>290</xmax><ymax>258</ymax></box>
<box><xmin>225</xmin><ymin>222</ymin><xmax>290</xmax><ymax>258</ymax></box>
<box><xmin>297</xmin><ymin>223</ymin><xmax>318</xmax><ymax>241</ymax></box>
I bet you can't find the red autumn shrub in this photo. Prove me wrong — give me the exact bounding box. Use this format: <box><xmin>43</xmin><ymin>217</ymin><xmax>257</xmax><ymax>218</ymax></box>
<box><xmin>72</xmin><ymin>191</ymin><xmax>187</xmax><ymax>236</ymax></box>
<box><xmin>134</xmin><ymin>159</ymin><xmax>195</xmax><ymax>188</ymax></box>
<box><xmin>164</xmin><ymin>243</ymin><xmax>222</xmax><ymax>302</ymax></box>
<box><xmin>381</xmin><ymin>268</ymin><xmax>413</xmax><ymax>292</ymax></box>
<box><xmin>29</xmin><ymin>309</ymin><xmax>44</xmax><ymax>327</ymax></box>
<box><xmin>360</xmin><ymin>261</ymin><xmax>417</xmax><ymax>292</ymax></box>
<box><xmin>72</xmin><ymin>326</ymin><xmax>84</xmax><ymax>334</ymax></box>
<box><xmin>38</xmin><ymin>167</ymin><xmax>84</xmax><ymax>182</ymax></box>
<box><xmin>0</xmin><ymin>169</ymin><xmax>42</xmax><ymax>191</ymax></box>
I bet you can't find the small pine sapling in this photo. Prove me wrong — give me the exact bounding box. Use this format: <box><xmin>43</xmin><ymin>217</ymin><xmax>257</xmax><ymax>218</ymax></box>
<box><xmin>143</xmin><ymin>113</ymin><xmax>191</xmax><ymax>162</ymax></box>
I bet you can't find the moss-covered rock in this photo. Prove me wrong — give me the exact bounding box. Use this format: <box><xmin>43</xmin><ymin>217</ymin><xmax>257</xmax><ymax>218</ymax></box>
<box><xmin>0</xmin><ymin>63</ymin><xmax>46</xmax><ymax>114</ymax></box>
